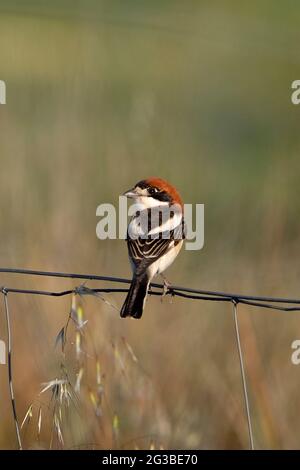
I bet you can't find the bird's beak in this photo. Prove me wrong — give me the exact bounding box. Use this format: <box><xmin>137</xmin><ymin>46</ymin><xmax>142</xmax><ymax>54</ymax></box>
<box><xmin>123</xmin><ymin>187</ymin><xmax>139</xmax><ymax>198</ymax></box>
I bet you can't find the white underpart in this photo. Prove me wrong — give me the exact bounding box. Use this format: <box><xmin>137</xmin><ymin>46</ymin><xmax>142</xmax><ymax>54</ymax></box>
<box><xmin>148</xmin><ymin>240</ymin><xmax>183</xmax><ymax>278</ymax></box>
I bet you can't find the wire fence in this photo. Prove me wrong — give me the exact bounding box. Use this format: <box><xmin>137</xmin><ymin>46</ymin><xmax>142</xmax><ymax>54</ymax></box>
<box><xmin>2</xmin><ymin>266</ymin><xmax>300</xmax><ymax>451</ymax></box>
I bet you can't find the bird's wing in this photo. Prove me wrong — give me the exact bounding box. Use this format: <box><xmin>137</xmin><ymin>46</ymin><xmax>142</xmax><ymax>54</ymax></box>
<box><xmin>127</xmin><ymin>210</ymin><xmax>185</xmax><ymax>273</ymax></box>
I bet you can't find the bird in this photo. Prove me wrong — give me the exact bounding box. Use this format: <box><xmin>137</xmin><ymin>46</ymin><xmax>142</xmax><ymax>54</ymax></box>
<box><xmin>120</xmin><ymin>177</ymin><xmax>185</xmax><ymax>319</ymax></box>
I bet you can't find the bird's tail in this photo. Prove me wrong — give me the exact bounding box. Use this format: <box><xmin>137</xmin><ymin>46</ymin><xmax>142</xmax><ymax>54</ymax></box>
<box><xmin>120</xmin><ymin>274</ymin><xmax>150</xmax><ymax>319</ymax></box>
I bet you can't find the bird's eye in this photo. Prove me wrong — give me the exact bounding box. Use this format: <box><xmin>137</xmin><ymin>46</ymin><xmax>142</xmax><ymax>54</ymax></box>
<box><xmin>148</xmin><ymin>187</ymin><xmax>159</xmax><ymax>195</ymax></box>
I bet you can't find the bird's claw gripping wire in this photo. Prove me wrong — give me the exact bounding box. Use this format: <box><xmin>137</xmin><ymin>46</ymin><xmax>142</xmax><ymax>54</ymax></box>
<box><xmin>160</xmin><ymin>275</ymin><xmax>175</xmax><ymax>302</ymax></box>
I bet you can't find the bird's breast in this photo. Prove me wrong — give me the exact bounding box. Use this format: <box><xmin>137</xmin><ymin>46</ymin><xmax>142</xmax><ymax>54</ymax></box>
<box><xmin>148</xmin><ymin>240</ymin><xmax>183</xmax><ymax>278</ymax></box>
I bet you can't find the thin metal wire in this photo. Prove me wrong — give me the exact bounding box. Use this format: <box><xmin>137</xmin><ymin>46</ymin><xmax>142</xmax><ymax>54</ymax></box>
<box><xmin>232</xmin><ymin>300</ymin><xmax>254</xmax><ymax>450</ymax></box>
<box><xmin>2</xmin><ymin>290</ymin><xmax>22</xmax><ymax>450</ymax></box>
<box><xmin>2</xmin><ymin>267</ymin><xmax>300</xmax><ymax>451</ymax></box>
<box><xmin>1</xmin><ymin>267</ymin><xmax>300</xmax><ymax>311</ymax></box>
<box><xmin>1</xmin><ymin>286</ymin><xmax>300</xmax><ymax>312</ymax></box>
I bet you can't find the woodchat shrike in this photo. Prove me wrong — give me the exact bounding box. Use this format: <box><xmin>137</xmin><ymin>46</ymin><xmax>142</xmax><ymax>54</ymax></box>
<box><xmin>121</xmin><ymin>177</ymin><xmax>185</xmax><ymax>319</ymax></box>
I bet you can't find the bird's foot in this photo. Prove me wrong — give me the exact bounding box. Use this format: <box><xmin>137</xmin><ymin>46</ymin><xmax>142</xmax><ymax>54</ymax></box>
<box><xmin>160</xmin><ymin>275</ymin><xmax>174</xmax><ymax>302</ymax></box>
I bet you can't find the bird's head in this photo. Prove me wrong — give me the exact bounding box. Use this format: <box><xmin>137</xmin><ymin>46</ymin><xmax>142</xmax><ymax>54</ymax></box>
<box><xmin>123</xmin><ymin>177</ymin><xmax>183</xmax><ymax>209</ymax></box>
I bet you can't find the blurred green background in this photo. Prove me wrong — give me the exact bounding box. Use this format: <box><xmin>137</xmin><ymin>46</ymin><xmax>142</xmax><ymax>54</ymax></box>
<box><xmin>1</xmin><ymin>0</ymin><xmax>300</xmax><ymax>450</ymax></box>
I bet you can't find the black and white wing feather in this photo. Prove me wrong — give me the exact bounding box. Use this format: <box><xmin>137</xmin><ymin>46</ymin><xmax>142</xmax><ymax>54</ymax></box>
<box><xmin>127</xmin><ymin>208</ymin><xmax>185</xmax><ymax>274</ymax></box>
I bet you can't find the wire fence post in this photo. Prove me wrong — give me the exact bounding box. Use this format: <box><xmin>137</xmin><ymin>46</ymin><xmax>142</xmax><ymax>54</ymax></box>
<box><xmin>2</xmin><ymin>288</ymin><xmax>22</xmax><ymax>450</ymax></box>
<box><xmin>232</xmin><ymin>299</ymin><xmax>254</xmax><ymax>450</ymax></box>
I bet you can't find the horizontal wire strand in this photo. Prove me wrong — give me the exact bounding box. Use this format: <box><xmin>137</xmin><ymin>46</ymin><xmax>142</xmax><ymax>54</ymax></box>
<box><xmin>0</xmin><ymin>267</ymin><xmax>300</xmax><ymax>311</ymax></box>
<box><xmin>2</xmin><ymin>267</ymin><xmax>297</xmax><ymax>451</ymax></box>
